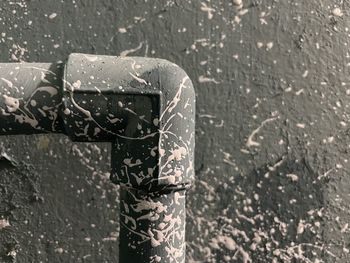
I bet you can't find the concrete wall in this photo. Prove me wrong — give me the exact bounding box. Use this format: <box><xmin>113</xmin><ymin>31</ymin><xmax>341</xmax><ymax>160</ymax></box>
<box><xmin>0</xmin><ymin>0</ymin><xmax>349</xmax><ymax>262</ymax></box>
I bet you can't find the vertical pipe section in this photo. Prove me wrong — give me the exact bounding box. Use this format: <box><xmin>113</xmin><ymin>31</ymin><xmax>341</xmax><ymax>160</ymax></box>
<box><xmin>119</xmin><ymin>186</ymin><xmax>187</xmax><ymax>263</ymax></box>
<box><xmin>0</xmin><ymin>62</ymin><xmax>64</xmax><ymax>135</ymax></box>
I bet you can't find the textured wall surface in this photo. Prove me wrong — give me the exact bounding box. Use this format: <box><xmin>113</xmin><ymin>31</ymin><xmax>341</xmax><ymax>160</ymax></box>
<box><xmin>0</xmin><ymin>0</ymin><xmax>350</xmax><ymax>262</ymax></box>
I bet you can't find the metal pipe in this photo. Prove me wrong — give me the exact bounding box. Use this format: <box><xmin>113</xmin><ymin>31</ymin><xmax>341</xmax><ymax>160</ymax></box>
<box><xmin>119</xmin><ymin>186</ymin><xmax>187</xmax><ymax>262</ymax></box>
<box><xmin>0</xmin><ymin>54</ymin><xmax>195</xmax><ymax>263</ymax></box>
<box><xmin>0</xmin><ymin>62</ymin><xmax>64</xmax><ymax>135</ymax></box>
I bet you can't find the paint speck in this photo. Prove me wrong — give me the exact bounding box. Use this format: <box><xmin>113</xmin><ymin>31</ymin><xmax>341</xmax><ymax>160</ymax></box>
<box><xmin>54</xmin><ymin>248</ymin><xmax>64</xmax><ymax>254</ymax></box>
<box><xmin>327</xmin><ymin>136</ymin><xmax>334</xmax><ymax>143</ymax></box>
<box><xmin>238</xmin><ymin>9</ymin><xmax>249</xmax><ymax>16</ymax></box>
<box><xmin>0</xmin><ymin>218</ymin><xmax>10</xmax><ymax>229</ymax></box>
<box><xmin>302</xmin><ymin>70</ymin><xmax>309</xmax><ymax>78</ymax></box>
<box><xmin>341</xmin><ymin>223</ymin><xmax>348</xmax><ymax>233</ymax></box>
<box><xmin>233</xmin><ymin>0</ymin><xmax>243</xmax><ymax>7</ymax></box>
<box><xmin>1</xmin><ymin>78</ymin><xmax>13</xmax><ymax>88</ymax></box>
<box><xmin>153</xmin><ymin>118</ymin><xmax>159</xmax><ymax>126</ymax></box>
<box><xmin>295</xmin><ymin>89</ymin><xmax>304</xmax><ymax>96</ymax></box>
<box><xmin>63</xmin><ymin>108</ymin><xmax>71</xmax><ymax>115</ymax></box>
<box><xmin>7</xmin><ymin>249</ymin><xmax>16</xmax><ymax>258</ymax></box>
<box><xmin>296</xmin><ymin>123</ymin><xmax>306</xmax><ymax>129</ymax></box>
<box><xmin>297</xmin><ymin>220</ymin><xmax>305</xmax><ymax>234</ymax></box>
<box><xmin>198</xmin><ymin>75</ymin><xmax>220</xmax><ymax>84</ymax></box>
<box><xmin>49</xmin><ymin>13</ymin><xmax>57</xmax><ymax>19</ymax></box>
<box><xmin>129</xmin><ymin>73</ymin><xmax>148</xmax><ymax>85</ymax></box>
<box><xmin>3</xmin><ymin>95</ymin><xmax>19</xmax><ymax>112</ymax></box>
<box><xmin>120</xmin><ymin>42</ymin><xmax>144</xmax><ymax>56</ymax></box>
<box><xmin>246</xmin><ymin>117</ymin><xmax>278</xmax><ymax>148</ymax></box>
<box><xmin>234</xmin><ymin>16</ymin><xmax>241</xmax><ymax>24</ymax></box>
<box><xmin>200</xmin><ymin>3</ymin><xmax>215</xmax><ymax>20</ymax></box>
<box><xmin>221</xmin><ymin>236</ymin><xmax>236</xmax><ymax>250</ymax></box>
<box><xmin>266</xmin><ymin>42</ymin><xmax>274</xmax><ymax>50</ymax></box>
<box><xmin>332</xmin><ymin>7</ymin><xmax>343</xmax><ymax>17</ymax></box>
<box><xmin>286</xmin><ymin>173</ymin><xmax>299</xmax><ymax>181</ymax></box>
<box><xmin>72</xmin><ymin>80</ymin><xmax>81</xmax><ymax>89</ymax></box>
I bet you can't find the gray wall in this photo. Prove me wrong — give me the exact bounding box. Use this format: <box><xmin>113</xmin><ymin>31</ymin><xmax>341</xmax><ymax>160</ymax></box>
<box><xmin>1</xmin><ymin>0</ymin><xmax>349</xmax><ymax>262</ymax></box>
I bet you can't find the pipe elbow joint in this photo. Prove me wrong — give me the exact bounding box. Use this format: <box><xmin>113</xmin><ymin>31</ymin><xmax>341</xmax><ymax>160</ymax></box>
<box><xmin>61</xmin><ymin>54</ymin><xmax>195</xmax><ymax>192</ymax></box>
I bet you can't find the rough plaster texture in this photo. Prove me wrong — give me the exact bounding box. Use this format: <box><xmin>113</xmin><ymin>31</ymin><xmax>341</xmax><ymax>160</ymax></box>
<box><xmin>0</xmin><ymin>0</ymin><xmax>350</xmax><ymax>262</ymax></box>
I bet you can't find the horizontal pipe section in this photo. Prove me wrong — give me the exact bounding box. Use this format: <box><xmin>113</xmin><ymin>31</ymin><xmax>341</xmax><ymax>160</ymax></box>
<box><xmin>0</xmin><ymin>62</ymin><xmax>65</xmax><ymax>135</ymax></box>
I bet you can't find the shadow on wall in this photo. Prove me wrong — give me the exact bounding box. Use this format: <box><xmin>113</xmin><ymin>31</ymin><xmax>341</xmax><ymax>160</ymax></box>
<box><xmin>0</xmin><ymin>157</ymin><xmax>39</xmax><ymax>262</ymax></box>
<box><xmin>187</xmin><ymin>152</ymin><xmax>337</xmax><ymax>263</ymax></box>
<box><xmin>0</xmin><ymin>135</ymin><xmax>118</xmax><ymax>263</ymax></box>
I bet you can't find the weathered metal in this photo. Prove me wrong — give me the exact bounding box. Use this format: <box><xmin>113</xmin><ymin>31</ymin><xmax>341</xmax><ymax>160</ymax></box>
<box><xmin>0</xmin><ymin>54</ymin><xmax>195</xmax><ymax>263</ymax></box>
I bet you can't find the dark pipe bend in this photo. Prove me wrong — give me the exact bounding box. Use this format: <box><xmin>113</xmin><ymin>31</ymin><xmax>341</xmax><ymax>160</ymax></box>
<box><xmin>0</xmin><ymin>53</ymin><xmax>195</xmax><ymax>263</ymax></box>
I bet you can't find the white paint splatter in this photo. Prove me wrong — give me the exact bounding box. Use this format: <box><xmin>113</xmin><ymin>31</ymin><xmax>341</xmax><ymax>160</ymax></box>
<box><xmin>296</xmin><ymin>123</ymin><xmax>306</xmax><ymax>129</ymax></box>
<box><xmin>332</xmin><ymin>7</ymin><xmax>343</xmax><ymax>17</ymax></box>
<box><xmin>266</xmin><ymin>42</ymin><xmax>274</xmax><ymax>50</ymax></box>
<box><xmin>0</xmin><ymin>218</ymin><xmax>10</xmax><ymax>229</ymax></box>
<box><xmin>3</xmin><ymin>95</ymin><xmax>20</xmax><ymax>112</ymax></box>
<box><xmin>129</xmin><ymin>72</ymin><xmax>148</xmax><ymax>85</ymax></box>
<box><xmin>200</xmin><ymin>3</ymin><xmax>215</xmax><ymax>20</ymax></box>
<box><xmin>246</xmin><ymin>116</ymin><xmax>278</xmax><ymax>147</ymax></box>
<box><xmin>120</xmin><ymin>42</ymin><xmax>144</xmax><ymax>57</ymax></box>
<box><xmin>198</xmin><ymin>75</ymin><xmax>220</xmax><ymax>84</ymax></box>
<box><xmin>49</xmin><ymin>13</ymin><xmax>57</xmax><ymax>19</ymax></box>
<box><xmin>286</xmin><ymin>173</ymin><xmax>299</xmax><ymax>181</ymax></box>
